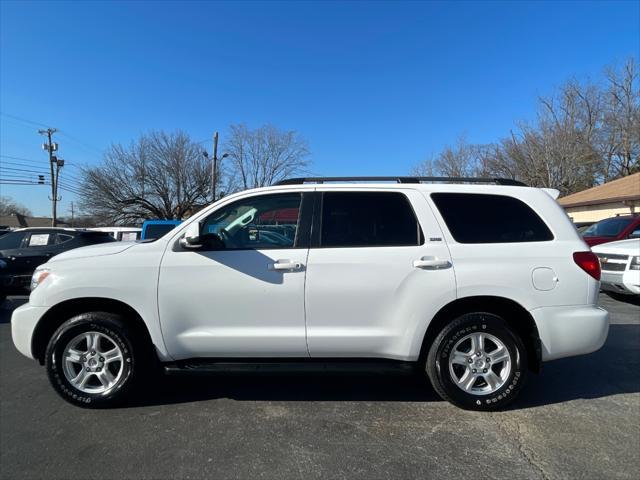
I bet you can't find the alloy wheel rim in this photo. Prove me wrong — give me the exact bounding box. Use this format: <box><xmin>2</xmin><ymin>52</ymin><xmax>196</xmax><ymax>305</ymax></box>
<box><xmin>61</xmin><ymin>331</ymin><xmax>125</xmax><ymax>394</ymax></box>
<box><xmin>448</xmin><ymin>331</ymin><xmax>512</xmax><ymax>396</ymax></box>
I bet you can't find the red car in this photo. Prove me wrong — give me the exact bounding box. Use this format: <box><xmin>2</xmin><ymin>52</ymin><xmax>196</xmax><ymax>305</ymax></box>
<box><xmin>581</xmin><ymin>215</ymin><xmax>640</xmax><ymax>247</ymax></box>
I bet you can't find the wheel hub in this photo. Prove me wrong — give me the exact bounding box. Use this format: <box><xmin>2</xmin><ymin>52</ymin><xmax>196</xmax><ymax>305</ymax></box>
<box><xmin>61</xmin><ymin>331</ymin><xmax>124</xmax><ymax>394</ymax></box>
<box><xmin>448</xmin><ymin>331</ymin><xmax>512</xmax><ymax>396</ymax></box>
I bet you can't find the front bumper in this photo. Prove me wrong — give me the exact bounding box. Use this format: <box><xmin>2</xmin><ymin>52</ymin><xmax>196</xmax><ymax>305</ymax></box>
<box><xmin>11</xmin><ymin>303</ymin><xmax>48</xmax><ymax>360</ymax></box>
<box><xmin>0</xmin><ymin>274</ymin><xmax>31</xmax><ymax>295</ymax></box>
<box><xmin>531</xmin><ymin>305</ymin><xmax>609</xmax><ymax>362</ymax></box>
<box><xmin>600</xmin><ymin>270</ymin><xmax>640</xmax><ymax>296</ymax></box>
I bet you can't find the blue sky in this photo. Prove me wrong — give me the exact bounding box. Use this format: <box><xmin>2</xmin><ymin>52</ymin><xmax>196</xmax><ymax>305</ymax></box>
<box><xmin>1</xmin><ymin>0</ymin><xmax>638</xmax><ymax>217</ymax></box>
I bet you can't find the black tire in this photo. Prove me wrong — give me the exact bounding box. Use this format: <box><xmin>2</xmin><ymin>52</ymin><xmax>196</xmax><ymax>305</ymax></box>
<box><xmin>45</xmin><ymin>312</ymin><xmax>146</xmax><ymax>408</ymax></box>
<box><xmin>426</xmin><ymin>313</ymin><xmax>527</xmax><ymax>411</ymax></box>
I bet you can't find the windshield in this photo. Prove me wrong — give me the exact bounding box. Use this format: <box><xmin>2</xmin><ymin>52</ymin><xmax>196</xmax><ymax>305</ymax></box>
<box><xmin>582</xmin><ymin>217</ymin><xmax>633</xmax><ymax>237</ymax></box>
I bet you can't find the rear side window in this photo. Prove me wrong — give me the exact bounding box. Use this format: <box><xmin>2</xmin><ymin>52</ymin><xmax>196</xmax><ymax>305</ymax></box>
<box><xmin>320</xmin><ymin>192</ymin><xmax>423</xmax><ymax>247</ymax></box>
<box><xmin>56</xmin><ymin>233</ymin><xmax>74</xmax><ymax>244</ymax></box>
<box><xmin>431</xmin><ymin>193</ymin><xmax>553</xmax><ymax>244</ymax></box>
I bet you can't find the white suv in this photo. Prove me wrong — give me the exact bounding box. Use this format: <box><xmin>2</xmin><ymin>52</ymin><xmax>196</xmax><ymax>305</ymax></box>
<box><xmin>11</xmin><ymin>177</ymin><xmax>609</xmax><ymax>410</ymax></box>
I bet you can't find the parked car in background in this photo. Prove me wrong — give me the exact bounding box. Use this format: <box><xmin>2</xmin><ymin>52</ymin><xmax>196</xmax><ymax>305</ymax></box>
<box><xmin>581</xmin><ymin>215</ymin><xmax>640</xmax><ymax>247</ymax></box>
<box><xmin>0</xmin><ymin>228</ymin><xmax>115</xmax><ymax>302</ymax></box>
<box><xmin>89</xmin><ymin>227</ymin><xmax>141</xmax><ymax>241</ymax></box>
<box><xmin>141</xmin><ymin>219</ymin><xmax>182</xmax><ymax>240</ymax></box>
<box><xmin>573</xmin><ymin>221</ymin><xmax>595</xmax><ymax>233</ymax></box>
<box><xmin>592</xmin><ymin>239</ymin><xmax>640</xmax><ymax>299</ymax></box>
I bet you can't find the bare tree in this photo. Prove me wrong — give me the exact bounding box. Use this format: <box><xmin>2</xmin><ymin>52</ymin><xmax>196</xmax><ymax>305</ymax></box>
<box><xmin>410</xmin><ymin>57</ymin><xmax>639</xmax><ymax>195</ymax></box>
<box><xmin>223</xmin><ymin>124</ymin><xmax>310</xmax><ymax>190</ymax></box>
<box><xmin>79</xmin><ymin>131</ymin><xmax>211</xmax><ymax>224</ymax></box>
<box><xmin>411</xmin><ymin>136</ymin><xmax>499</xmax><ymax>179</ymax></box>
<box><xmin>600</xmin><ymin>58</ymin><xmax>640</xmax><ymax>178</ymax></box>
<box><xmin>0</xmin><ymin>196</ymin><xmax>31</xmax><ymax>216</ymax></box>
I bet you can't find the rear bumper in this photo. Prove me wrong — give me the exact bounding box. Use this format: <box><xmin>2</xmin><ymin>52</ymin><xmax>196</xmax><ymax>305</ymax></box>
<box><xmin>11</xmin><ymin>303</ymin><xmax>48</xmax><ymax>360</ymax></box>
<box><xmin>531</xmin><ymin>305</ymin><xmax>609</xmax><ymax>361</ymax></box>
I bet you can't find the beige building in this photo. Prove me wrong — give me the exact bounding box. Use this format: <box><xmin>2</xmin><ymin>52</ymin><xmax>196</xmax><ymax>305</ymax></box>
<box><xmin>558</xmin><ymin>173</ymin><xmax>640</xmax><ymax>222</ymax></box>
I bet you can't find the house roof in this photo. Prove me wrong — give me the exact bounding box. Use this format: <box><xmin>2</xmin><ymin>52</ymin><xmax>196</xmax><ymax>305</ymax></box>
<box><xmin>0</xmin><ymin>214</ymin><xmax>70</xmax><ymax>228</ymax></box>
<box><xmin>558</xmin><ymin>173</ymin><xmax>640</xmax><ymax>208</ymax></box>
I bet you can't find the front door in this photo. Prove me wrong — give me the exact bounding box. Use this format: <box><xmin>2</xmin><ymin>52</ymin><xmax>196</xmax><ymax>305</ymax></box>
<box><xmin>158</xmin><ymin>192</ymin><xmax>312</xmax><ymax>359</ymax></box>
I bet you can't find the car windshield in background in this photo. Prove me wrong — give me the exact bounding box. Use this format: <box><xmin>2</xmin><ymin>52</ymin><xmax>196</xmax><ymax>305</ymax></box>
<box><xmin>582</xmin><ymin>217</ymin><xmax>633</xmax><ymax>237</ymax></box>
<box><xmin>144</xmin><ymin>224</ymin><xmax>177</xmax><ymax>240</ymax></box>
<box><xmin>82</xmin><ymin>232</ymin><xmax>117</xmax><ymax>244</ymax></box>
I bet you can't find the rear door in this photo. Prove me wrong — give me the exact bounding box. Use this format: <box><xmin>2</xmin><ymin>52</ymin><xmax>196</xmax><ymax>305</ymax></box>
<box><xmin>304</xmin><ymin>189</ymin><xmax>456</xmax><ymax>360</ymax></box>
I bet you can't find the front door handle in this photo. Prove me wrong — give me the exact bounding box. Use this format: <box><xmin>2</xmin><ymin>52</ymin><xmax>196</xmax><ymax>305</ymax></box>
<box><xmin>269</xmin><ymin>260</ymin><xmax>303</xmax><ymax>271</ymax></box>
<box><xmin>413</xmin><ymin>257</ymin><xmax>451</xmax><ymax>269</ymax></box>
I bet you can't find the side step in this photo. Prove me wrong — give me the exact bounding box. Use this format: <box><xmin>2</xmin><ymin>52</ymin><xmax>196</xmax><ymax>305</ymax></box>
<box><xmin>163</xmin><ymin>359</ymin><xmax>417</xmax><ymax>376</ymax></box>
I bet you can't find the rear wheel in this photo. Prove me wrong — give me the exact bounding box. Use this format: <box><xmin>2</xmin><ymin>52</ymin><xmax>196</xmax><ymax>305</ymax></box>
<box><xmin>426</xmin><ymin>313</ymin><xmax>527</xmax><ymax>411</ymax></box>
<box><xmin>45</xmin><ymin>312</ymin><xmax>144</xmax><ymax>407</ymax></box>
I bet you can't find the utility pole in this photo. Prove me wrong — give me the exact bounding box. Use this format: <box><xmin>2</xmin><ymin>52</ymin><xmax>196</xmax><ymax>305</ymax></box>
<box><xmin>212</xmin><ymin>131</ymin><xmax>218</xmax><ymax>203</ymax></box>
<box><xmin>210</xmin><ymin>131</ymin><xmax>228</xmax><ymax>203</ymax></box>
<box><xmin>70</xmin><ymin>201</ymin><xmax>75</xmax><ymax>227</ymax></box>
<box><xmin>38</xmin><ymin>128</ymin><xmax>59</xmax><ymax>226</ymax></box>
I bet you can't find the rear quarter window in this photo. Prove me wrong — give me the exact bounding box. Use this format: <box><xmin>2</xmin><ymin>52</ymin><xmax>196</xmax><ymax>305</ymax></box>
<box><xmin>431</xmin><ymin>193</ymin><xmax>553</xmax><ymax>244</ymax></box>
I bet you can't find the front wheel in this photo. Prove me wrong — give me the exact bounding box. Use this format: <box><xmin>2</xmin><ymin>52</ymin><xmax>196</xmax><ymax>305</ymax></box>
<box><xmin>45</xmin><ymin>312</ymin><xmax>142</xmax><ymax>407</ymax></box>
<box><xmin>426</xmin><ymin>313</ymin><xmax>527</xmax><ymax>411</ymax></box>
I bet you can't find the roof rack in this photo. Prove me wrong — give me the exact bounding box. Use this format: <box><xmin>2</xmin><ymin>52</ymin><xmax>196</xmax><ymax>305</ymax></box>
<box><xmin>274</xmin><ymin>176</ymin><xmax>527</xmax><ymax>187</ymax></box>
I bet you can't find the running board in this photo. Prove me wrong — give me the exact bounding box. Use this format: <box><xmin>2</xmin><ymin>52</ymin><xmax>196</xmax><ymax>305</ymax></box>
<box><xmin>163</xmin><ymin>359</ymin><xmax>417</xmax><ymax>376</ymax></box>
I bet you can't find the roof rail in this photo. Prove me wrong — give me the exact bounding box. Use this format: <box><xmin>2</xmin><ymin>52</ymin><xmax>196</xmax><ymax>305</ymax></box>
<box><xmin>274</xmin><ymin>176</ymin><xmax>527</xmax><ymax>187</ymax></box>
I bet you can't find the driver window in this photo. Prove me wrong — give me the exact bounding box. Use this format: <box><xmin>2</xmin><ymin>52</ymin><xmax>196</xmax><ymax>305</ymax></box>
<box><xmin>201</xmin><ymin>193</ymin><xmax>302</xmax><ymax>250</ymax></box>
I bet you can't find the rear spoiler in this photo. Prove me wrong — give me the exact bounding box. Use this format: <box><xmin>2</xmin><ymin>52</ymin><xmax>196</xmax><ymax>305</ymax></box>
<box><xmin>542</xmin><ymin>188</ymin><xmax>560</xmax><ymax>200</ymax></box>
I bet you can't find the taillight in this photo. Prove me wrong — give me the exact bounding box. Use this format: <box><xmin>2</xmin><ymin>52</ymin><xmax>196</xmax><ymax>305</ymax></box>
<box><xmin>573</xmin><ymin>251</ymin><xmax>601</xmax><ymax>280</ymax></box>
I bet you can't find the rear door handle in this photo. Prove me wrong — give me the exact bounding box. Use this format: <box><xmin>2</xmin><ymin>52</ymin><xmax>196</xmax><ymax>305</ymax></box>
<box><xmin>413</xmin><ymin>257</ymin><xmax>451</xmax><ymax>269</ymax></box>
<box><xmin>269</xmin><ymin>260</ymin><xmax>303</xmax><ymax>271</ymax></box>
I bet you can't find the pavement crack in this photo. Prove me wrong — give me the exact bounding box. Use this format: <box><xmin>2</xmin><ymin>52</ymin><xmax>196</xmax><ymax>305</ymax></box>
<box><xmin>490</xmin><ymin>413</ymin><xmax>552</xmax><ymax>480</ymax></box>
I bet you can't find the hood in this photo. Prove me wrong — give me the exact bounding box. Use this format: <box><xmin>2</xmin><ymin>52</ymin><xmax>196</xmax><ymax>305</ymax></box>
<box><xmin>49</xmin><ymin>242</ymin><xmax>138</xmax><ymax>263</ymax></box>
<box><xmin>592</xmin><ymin>238</ymin><xmax>640</xmax><ymax>256</ymax></box>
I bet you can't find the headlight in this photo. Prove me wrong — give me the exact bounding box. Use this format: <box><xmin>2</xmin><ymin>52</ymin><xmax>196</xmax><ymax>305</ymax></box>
<box><xmin>31</xmin><ymin>267</ymin><xmax>51</xmax><ymax>291</ymax></box>
<box><xmin>631</xmin><ymin>256</ymin><xmax>640</xmax><ymax>271</ymax></box>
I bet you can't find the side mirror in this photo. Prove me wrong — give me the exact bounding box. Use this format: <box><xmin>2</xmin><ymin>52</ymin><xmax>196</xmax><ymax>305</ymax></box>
<box><xmin>179</xmin><ymin>222</ymin><xmax>202</xmax><ymax>249</ymax></box>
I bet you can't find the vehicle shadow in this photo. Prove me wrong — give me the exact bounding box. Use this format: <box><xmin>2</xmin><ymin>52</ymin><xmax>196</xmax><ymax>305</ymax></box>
<box><xmin>128</xmin><ymin>323</ymin><xmax>639</xmax><ymax>409</ymax></box>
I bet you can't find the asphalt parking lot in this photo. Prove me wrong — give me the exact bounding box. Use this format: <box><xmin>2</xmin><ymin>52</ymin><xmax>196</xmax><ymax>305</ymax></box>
<box><xmin>0</xmin><ymin>294</ymin><xmax>638</xmax><ymax>480</ymax></box>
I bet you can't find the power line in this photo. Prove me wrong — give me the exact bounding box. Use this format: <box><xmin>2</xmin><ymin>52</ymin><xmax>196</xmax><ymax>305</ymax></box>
<box><xmin>0</xmin><ymin>179</ymin><xmax>82</xmax><ymax>196</ymax></box>
<box><xmin>57</xmin><ymin>130</ymin><xmax>104</xmax><ymax>155</ymax></box>
<box><xmin>0</xmin><ymin>112</ymin><xmax>53</xmax><ymax>129</ymax></box>
<box><xmin>0</xmin><ymin>154</ymin><xmax>82</xmax><ymax>169</ymax></box>
<box><xmin>0</xmin><ymin>154</ymin><xmax>47</xmax><ymax>165</ymax></box>
<box><xmin>0</xmin><ymin>163</ymin><xmax>83</xmax><ymax>181</ymax></box>
<box><xmin>0</xmin><ymin>160</ymin><xmax>51</xmax><ymax>171</ymax></box>
<box><xmin>1</xmin><ymin>113</ymin><xmax>104</xmax><ymax>158</ymax></box>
